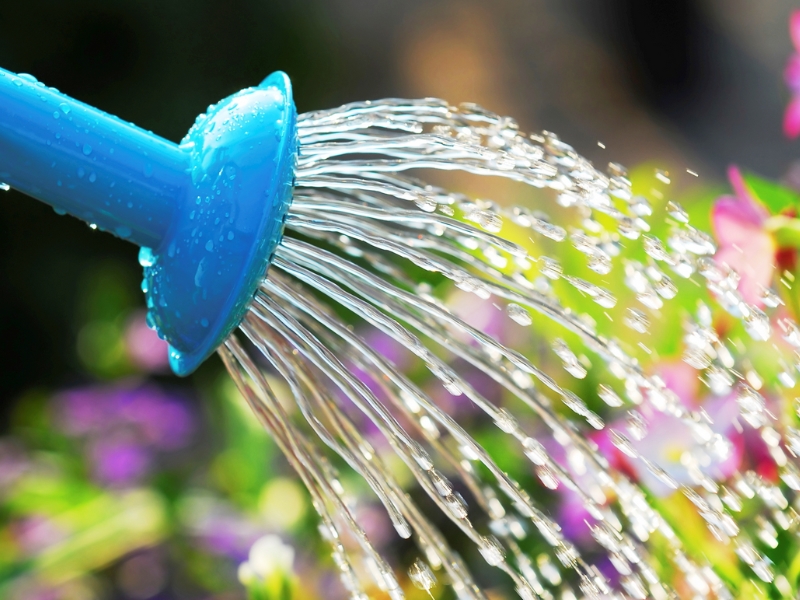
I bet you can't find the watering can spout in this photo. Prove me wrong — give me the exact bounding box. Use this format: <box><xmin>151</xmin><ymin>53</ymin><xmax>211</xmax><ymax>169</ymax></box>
<box><xmin>0</xmin><ymin>68</ymin><xmax>186</xmax><ymax>248</ymax></box>
<box><xmin>0</xmin><ymin>67</ymin><xmax>298</xmax><ymax>375</ymax></box>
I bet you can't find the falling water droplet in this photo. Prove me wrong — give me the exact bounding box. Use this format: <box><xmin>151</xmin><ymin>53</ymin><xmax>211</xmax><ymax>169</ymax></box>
<box><xmin>539</xmin><ymin>256</ymin><xmax>562</xmax><ymax>280</ymax></box>
<box><xmin>643</xmin><ymin>235</ymin><xmax>670</xmax><ymax>262</ymax></box>
<box><xmin>507</xmin><ymin>303</ymin><xmax>532</xmax><ymax>326</ymax></box>
<box><xmin>408</xmin><ymin>559</ymin><xmax>436</xmax><ymax>592</ymax></box>
<box><xmin>477</xmin><ymin>535</ymin><xmax>505</xmax><ymax>566</ymax></box>
<box><xmin>626</xmin><ymin>411</ymin><xmax>647</xmax><ymax>441</ymax></box>
<box><xmin>624</xmin><ymin>308</ymin><xmax>649</xmax><ymax>333</ymax></box>
<box><xmin>536</xmin><ymin>464</ymin><xmax>560</xmax><ymax>489</ymax></box>
<box><xmin>736</xmin><ymin>384</ymin><xmax>768</xmax><ymax>427</ymax></box>
<box><xmin>744</xmin><ymin>307</ymin><xmax>770</xmax><ymax>341</ymax></box>
<box><xmin>779</xmin><ymin>318</ymin><xmax>800</xmax><ymax>347</ymax></box>
<box><xmin>598</xmin><ymin>384</ymin><xmax>624</xmax><ymax>407</ymax></box>
<box><xmin>667</xmin><ymin>201</ymin><xmax>689</xmax><ymax>223</ymax></box>
<box><xmin>552</xmin><ymin>339</ymin><xmax>587</xmax><ymax>379</ymax></box>
<box><xmin>429</xmin><ymin>469</ymin><xmax>453</xmax><ymax>496</ymax></box>
<box><xmin>443</xmin><ymin>492</ymin><xmax>469</xmax><ymax>519</ymax></box>
<box><xmin>587</xmin><ymin>254</ymin><xmax>612</xmax><ymax>275</ymax></box>
<box><xmin>522</xmin><ymin>437</ymin><xmax>548</xmax><ymax>465</ymax></box>
<box><xmin>760</xmin><ymin>287</ymin><xmax>783</xmax><ymax>308</ymax></box>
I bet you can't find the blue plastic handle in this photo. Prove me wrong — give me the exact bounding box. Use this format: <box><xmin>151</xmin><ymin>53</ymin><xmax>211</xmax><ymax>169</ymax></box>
<box><xmin>0</xmin><ymin>68</ymin><xmax>297</xmax><ymax>375</ymax></box>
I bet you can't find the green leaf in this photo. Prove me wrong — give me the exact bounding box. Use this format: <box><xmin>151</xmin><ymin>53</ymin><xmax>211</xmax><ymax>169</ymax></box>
<box><xmin>766</xmin><ymin>215</ymin><xmax>800</xmax><ymax>249</ymax></box>
<box><xmin>743</xmin><ymin>172</ymin><xmax>800</xmax><ymax>215</ymax></box>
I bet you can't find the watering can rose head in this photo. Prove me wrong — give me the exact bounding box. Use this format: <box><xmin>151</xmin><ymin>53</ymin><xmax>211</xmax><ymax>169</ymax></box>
<box><xmin>0</xmin><ymin>68</ymin><xmax>297</xmax><ymax>377</ymax></box>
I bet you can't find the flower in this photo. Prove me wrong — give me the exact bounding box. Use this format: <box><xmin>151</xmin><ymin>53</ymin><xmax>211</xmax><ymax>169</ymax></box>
<box><xmin>88</xmin><ymin>436</ymin><xmax>151</xmax><ymax>486</ymax></box>
<box><xmin>57</xmin><ymin>382</ymin><xmax>194</xmax><ymax>450</ymax></box>
<box><xmin>245</xmin><ymin>535</ymin><xmax>295</xmax><ymax>578</ymax></box>
<box><xmin>785</xmin><ymin>10</ymin><xmax>800</xmax><ymax>138</ymax></box>
<box><xmin>55</xmin><ymin>382</ymin><xmax>195</xmax><ymax>487</ymax></box>
<box><xmin>619</xmin><ymin>395</ymin><xmax>742</xmax><ymax>496</ymax></box>
<box><xmin>238</xmin><ymin>535</ymin><xmax>296</xmax><ymax>592</ymax></box>
<box><xmin>11</xmin><ymin>515</ymin><xmax>68</xmax><ymax>557</ymax></box>
<box><xmin>179</xmin><ymin>493</ymin><xmax>268</xmax><ymax>562</ymax></box>
<box><xmin>711</xmin><ymin>166</ymin><xmax>776</xmax><ymax>306</ymax></box>
<box><xmin>124</xmin><ymin>311</ymin><xmax>170</xmax><ymax>373</ymax></box>
<box><xmin>0</xmin><ymin>441</ymin><xmax>29</xmax><ymax>490</ymax></box>
<box><xmin>600</xmin><ymin>361</ymin><xmax>743</xmax><ymax>497</ymax></box>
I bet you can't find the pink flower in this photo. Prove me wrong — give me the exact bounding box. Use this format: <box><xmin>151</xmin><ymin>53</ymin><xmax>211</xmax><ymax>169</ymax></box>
<box><xmin>124</xmin><ymin>311</ymin><xmax>170</xmax><ymax>372</ymax></box>
<box><xmin>12</xmin><ymin>515</ymin><xmax>68</xmax><ymax>557</ymax></box>
<box><xmin>596</xmin><ymin>361</ymin><xmax>743</xmax><ymax>498</ymax></box>
<box><xmin>656</xmin><ymin>359</ymin><xmax>699</xmax><ymax>407</ymax></box>
<box><xmin>622</xmin><ymin>396</ymin><xmax>742</xmax><ymax>496</ymax></box>
<box><xmin>784</xmin><ymin>11</ymin><xmax>800</xmax><ymax>138</ymax></box>
<box><xmin>711</xmin><ymin>166</ymin><xmax>775</xmax><ymax>306</ymax></box>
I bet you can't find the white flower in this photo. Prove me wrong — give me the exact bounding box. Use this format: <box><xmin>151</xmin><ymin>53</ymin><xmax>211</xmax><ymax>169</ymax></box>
<box><xmin>239</xmin><ymin>534</ymin><xmax>295</xmax><ymax>585</ymax></box>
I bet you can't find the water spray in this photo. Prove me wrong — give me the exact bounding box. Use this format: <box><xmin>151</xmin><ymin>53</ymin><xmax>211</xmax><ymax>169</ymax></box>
<box><xmin>2</xmin><ymin>67</ymin><xmax>799</xmax><ymax>599</ymax></box>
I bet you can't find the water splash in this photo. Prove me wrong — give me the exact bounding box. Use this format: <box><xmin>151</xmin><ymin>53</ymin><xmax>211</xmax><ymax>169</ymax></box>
<box><xmin>219</xmin><ymin>98</ymin><xmax>800</xmax><ymax>599</ymax></box>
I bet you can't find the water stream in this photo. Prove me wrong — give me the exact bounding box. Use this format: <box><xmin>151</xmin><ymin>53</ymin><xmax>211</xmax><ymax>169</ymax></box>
<box><xmin>219</xmin><ymin>98</ymin><xmax>800</xmax><ymax>599</ymax></box>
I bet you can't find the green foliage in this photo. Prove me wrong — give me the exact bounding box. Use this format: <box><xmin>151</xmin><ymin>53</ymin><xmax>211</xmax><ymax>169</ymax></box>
<box><xmin>743</xmin><ymin>172</ymin><xmax>800</xmax><ymax>215</ymax></box>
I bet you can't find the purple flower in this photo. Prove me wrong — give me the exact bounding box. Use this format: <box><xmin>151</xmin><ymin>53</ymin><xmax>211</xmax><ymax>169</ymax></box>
<box><xmin>354</xmin><ymin>504</ymin><xmax>393</xmax><ymax>548</ymax></box>
<box><xmin>55</xmin><ymin>382</ymin><xmax>195</xmax><ymax>487</ymax></box>
<box><xmin>556</xmin><ymin>486</ymin><xmax>595</xmax><ymax>546</ymax></box>
<box><xmin>89</xmin><ymin>436</ymin><xmax>151</xmax><ymax>486</ymax></box>
<box><xmin>116</xmin><ymin>549</ymin><xmax>168</xmax><ymax>599</ymax></box>
<box><xmin>117</xmin><ymin>391</ymin><xmax>194</xmax><ymax>450</ymax></box>
<box><xmin>6</xmin><ymin>580</ymin><xmax>61</xmax><ymax>600</ymax></box>
<box><xmin>363</xmin><ymin>329</ymin><xmax>413</xmax><ymax>371</ymax></box>
<box><xmin>448</xmin><ymin>289</ymin><xmax>510</xmax><ymax>344</ymax></box>
<box><xmin>423</xmin><ymin>365</ymin><xmax>492</xmax><ymax>416</ymax></box>
<box><xmin>58</xmin><ymin>386</ymin><xmax>111</xmax><ymax>436</ymax></box>
<box><xmin>621</xmin><ymin>396</ymin><xmax>741</xmax><ymax>496</ymax></box>
<box><xmin>180</xmin><ymin>495</ymin><xmax>268</xmax><ymax>562</ymax></box>
<box><xmin>57</xmin><ymin>383</ymin><xmax>194</xmax><ymax>450</ymax></box>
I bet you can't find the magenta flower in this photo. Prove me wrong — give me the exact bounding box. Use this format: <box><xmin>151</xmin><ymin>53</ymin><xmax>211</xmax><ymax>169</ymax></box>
<box><xmin>711</xmin><ymin>166</ymin><xmax>776</xmax><ymax>306</ymax></box>
<box><xmin>785</xmin><ymin>10</ymin><xmax>800</xmax><ymax>138</ymax></box>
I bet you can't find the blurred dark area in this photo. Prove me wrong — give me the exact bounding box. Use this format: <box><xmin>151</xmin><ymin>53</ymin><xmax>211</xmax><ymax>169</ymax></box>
<box><xmin>0</xmin><ymin>0</ymin><xmax>796</xmax><ymax>424</ymax></box>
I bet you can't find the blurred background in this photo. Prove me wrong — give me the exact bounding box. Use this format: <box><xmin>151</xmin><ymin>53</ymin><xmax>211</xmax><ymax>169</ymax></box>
<box><xmin>0</xmin><ymin>1</ymin><xmax>798</xmax><ymax>598</ymax></box>
<box><xmin>2</xmin><ymin>0</ymin><xmax>799</xmax><ymax>408</ymax></box>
